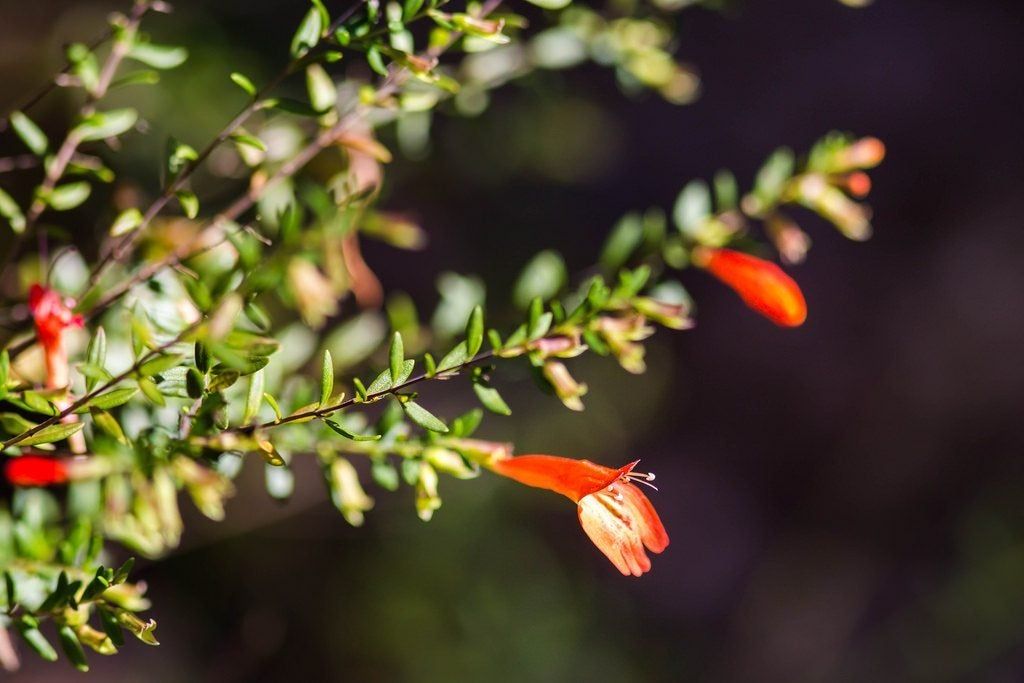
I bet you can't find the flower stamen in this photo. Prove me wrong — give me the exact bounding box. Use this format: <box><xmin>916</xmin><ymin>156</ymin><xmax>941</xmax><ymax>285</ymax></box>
<box><xmin>623</xmin><ymin>470</ymin><xmax>659</xmax><ymax>491</ymax></box>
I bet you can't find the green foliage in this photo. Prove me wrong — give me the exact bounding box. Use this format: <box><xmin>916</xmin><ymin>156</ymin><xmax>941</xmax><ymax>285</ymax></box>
<box><xmin>0</xmin><ymin>0</ymin><xmax>884</xmax><ymax>669</ymax></box>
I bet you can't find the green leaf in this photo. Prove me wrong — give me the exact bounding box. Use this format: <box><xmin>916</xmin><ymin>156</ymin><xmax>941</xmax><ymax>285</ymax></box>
<box><xmin>388</xmin><ymin>333</ymin><xmax>404</xmax><ymax>387</ymax></box>
<box><xmin>72</xmin><ymin>108</ymin><xmax>138</xmax><ymax>142</ymax></box>
<box><xmin>127</xmin><ymin>43</ymin><xmax>188</xmax><ymax>69</ymax></box>
<box><xmin>600</xmin><ymin>212</ymin><xmax>644</xmax><ymax>272</ymax></box>
<box><xmin>372</xmin><ymin>459</ymin><xmax>400</xmax><ymax>491</ymax></box>
<box><xmin>0</xmin><ymin>187</ymin><xmax>26</xmax><ymax>234</ymax></box>
<box><xmin>673</xmin><ymin>179</ymin><xmax>711</xmax><ymax>236</ymax></box>
<box><xmin>230</xmin><ymin>133</ymin><xmax>267</xmax><ymax>153</ymax></box>
<box><xmin>75</xmin><ymin>387</ymin><xmax>138</xmax><ymax>412</ymax></box>
<box><xmin>185</xmin><ymin>368</ymin><xmax>205</xmax><ymax>399</ymax></box>
<box><xmin>111</xmin><ymin>69</ymin><xmax>160</xmax><ymax>88</ymax></box>
<box><xmin>291</xmin><ymin>5</ymin><xmax>324</xmax><ymax>58</ymax></box>
<box><xmin>522</xmin><ymin>0</ymin><xmax>572</xmax><ymax>9</ymax></box>
<box><xmin>18</xmin><ymin>391</ymin><xmax>59</xmax><ymax>416</ymax></box>
<box><xmin>138</xmin><ymin>353</ymin><xmax>183</xmax><ymax>378</ymax></box>
<box><xmin>472</xmin><ymin>382</ymin><xmax>511</xmax><ymax>415</ymax></box>
<box><xmin>326</xmin><ymin>419</ymin><xmax>382</xmax><ymax>441</ymax></box>
<box><xmin>10</xmin><ymin>111</ymin><xmax>48</xmax><ymax>155</ymax></box>
<box><xmin>137</xmin><ymin>377</ymin><xmax>165</xmax><ymax>406</ymax></box>
<box><xmin>437</xmin><ymin>341</ymin><xmax>469</xmax><ymax>372</ymax></box>
<box><xmin>17</xmin><ymin>422</ymin><xmax>84</xmax><ymax>446</ymax></box>
<box><xmin>353</xmin><ymin>377</ymin><xmax>368</xmax><ymax>401</ymax></box>
<box><xmin>366</xmin><ymin>46</ymin><xmax>388</xmax><ymax>76</ymax></box>
<box><xmin>0</xmin><ymin>349</ymin><xmax>10</xmax><ymax>391</ymax></box>
<box><xmin>230</xmin><ymin>72</ymin><xmax>258</xmax><ymax>96</ymax></box>
<box><xmin>176</xmin><ymin>190</ymin><xmax>198</xmax><ymax>219</ymax></box>
<box><xmin>366</xmin><ymin>359</ymin><xmax>415</xmax><ymax>394</ymax></box>
<box><xmin>15</xmin><ymin>616</ymin><xmax>58</xmax><ymax>662</ymax></box>
<box><xmin>45</xmin><ymin>182</ymin><xmax>91</xmax><ymax>211</ymax></box>
<box><xmin>465</xmin><ymin>305</ymin><xmax>483</xmax><ymax>357</ymax></box>
<box><xmin>450</xmin><ymin>408</ymin><xmax>483</xmax><ymax>436</ymax></box>
<box><xmin>753</xmin><ymin>147</ymin><xmax>796</xmax><ymax>208</ymax></box>
<box><xmin>99</xmin><ymin>608</ymin><xmax>124</xmax><ymax>648</ymax></box>
<box><xmin>194</xmin><ymin>341</ymin><xmax>210</xmax><ymax>373</ymax></box>
<box><xmin>402</xmin><ymin>400</ymin><xmax>448</xmax><ymax>433</ymax></box>
<box><xmin>306</xmin><ymin>64</ymin><xmax>337</xmax><ymax>113</ymax></box>
<box><xmin>264</xmin><ymin>392</ymin><xmax>283</xmax><ymax>421</ymax></box>
<box><xmin>714</xmin><ymin>170</ymin><xmax>738</xmax><ymax>210</ymax></box>
<box><xmin>109</xmin><ymin>207</ymin><xmax>143</xmax><ymax>236</ymax></box>
<box><xmin>166</xmin><ymin>137</ymin><xmax>198</xmax><ymax>175</ymax></box>
<box><xmin>113</xmin><ymin>558</ymin><xmax>135</xmax><ymax>585</ymax></box>
<box><xmin>319</xmin><ymin>349</ymin><xmax>334</xmax><ymax>407</ymax></box>
<box><xmin>90</xmin><ymin>408</ymin><xmax>127</xmax><ymax>444</ymax></box>
<box><xmin>57</xmin><ymin>624</ymin><xmax>89</xmax><ymax>672</ymax></box>
<box><xmin>244</xmin><ymin>369</ymin><xmax>264</xmax><ymax>424</ymax></box>
<box><xmin>513</xmin><ymin>250</ymin><xmax>566</xmax><ymax>308</ymax></box>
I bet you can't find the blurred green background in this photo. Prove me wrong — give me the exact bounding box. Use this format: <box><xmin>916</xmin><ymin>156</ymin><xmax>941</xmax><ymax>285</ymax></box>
<box><xmin>3</xmin><ymin>0</ymin><xmax>1024</xmax><ymax>680</ymax></box>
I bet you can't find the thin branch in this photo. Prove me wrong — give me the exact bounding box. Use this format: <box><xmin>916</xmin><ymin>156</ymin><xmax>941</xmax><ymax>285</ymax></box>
<box><xmin>0</xmin><ymin>154</ymin><xmax>41</xmax><ymax>174</ymax></box>
<box><xmin>237</xmin><ymin>349</ymin><xmax>498</xmax><ymax>435</ymax></box>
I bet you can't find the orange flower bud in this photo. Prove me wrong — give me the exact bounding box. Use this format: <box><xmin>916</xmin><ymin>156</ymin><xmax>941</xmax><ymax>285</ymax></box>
<box><xmin>692</xmin><ymin>247</ymin><xmax>807</xmax><ymax>327</ymax></box>
<box><xmin>844</xmin><ymin>171</ymin><xmax>872</xmax><ymax>198</ymax></box>
<box><xmin>5</xmin><ymin>455</ymin><xmax>69</xmax><ymax>487</ymax></box>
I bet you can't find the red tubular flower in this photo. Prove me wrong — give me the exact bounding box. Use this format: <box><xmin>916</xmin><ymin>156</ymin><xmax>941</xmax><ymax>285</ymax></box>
<box><xmin>5</xmin><ymin>456</ymin><xmax>69</xmax><ymax>487</ymax></box>
<box><xmin>28</xmin><ymin>284</ymin><xmax>84</xmax><ymax>388</ymax></box>
<box><xmin>491</xmin><ymin>455</ymin><xmax>669</xmax><ymax>576</ymax></box>
<box><xmin>692</xmin><ymin>247</ymin><xmax>807</xmax><ymax>327</ymax></box>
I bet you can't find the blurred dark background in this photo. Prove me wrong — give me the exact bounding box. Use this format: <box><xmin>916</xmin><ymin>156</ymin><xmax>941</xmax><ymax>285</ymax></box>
<box><xmin>3</xmin><ymin>0</ymin><xmax>1024</xmax><ymax>680</ymax></box>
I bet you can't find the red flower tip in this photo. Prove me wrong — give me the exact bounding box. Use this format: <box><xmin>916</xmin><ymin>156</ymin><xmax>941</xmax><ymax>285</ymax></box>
<box><xmin>5</xmin><ymin>455</ymin><xmax>69</xmax><ymax>487</ymax></box>
<box><xmin>844</xmin><ymin>171</ymin><xmax>872</xmax><ymax>198</ymax></box>
<box><xmin>28</xmin><ymin>284</ymin><xmax>83</xmax><ymax>348</ymax></box>
<box><xmin>491</xmin><ymin>454</ymin><xmax>669</xmax><ymax>576</ymax></box>
<box><xmin>692</xmin><ymin>247</ymin><xmax>807</xmax><ymax>327</ymax></box>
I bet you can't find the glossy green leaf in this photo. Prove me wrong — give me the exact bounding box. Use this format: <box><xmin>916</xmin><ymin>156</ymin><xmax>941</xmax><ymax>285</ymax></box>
<box><xmin>472</xmin><ymin>382</ymin><xmax>511</xmax><ymax>415</ymax></box>
<box><xmin>45</xmin><ymin>182</ymin><xmax>91</xmax><ymax>211</ymax></box>
<box><xmin>17</xmin><ymin>422</ymin><xmax>84</xmax><ymax>446</ymax></box>
<box><xmin>0</xmin><ymin>187</ymin><xmax>25</xmax><ymax>233</ymax></box>
<box><xmin>127</xmin><ymin>43</ymin><xmax>188</xmax><ymax>69</ymax></box>
<box><xmin>388</xmin><ymin>332</ymin><xmax>404</xmax><ymax>387</ymax></box>
<box><xmin>513</xmin><ymin>250</ymin><xmax>566</xmax><ymax>308</ymax></box>
<box><xmin>465</xmin><ymin>305</ymin><xmax>484</xmax><ymax>357</ymax></box>
<box><xmin>57</xmin><ymin>625</ymin><xmax>89</xmax><ymax>672</ymax></box>
<box><xmin>326</xmin><ymin>419</ymin><xmax>382</xmax><ymax>441</ymax></box>
<box><xmin>402</xmin><ymin>400</ymin><xmax>448</xmax><ymax>433</ymax></box>
<box><xmin>109</xmin><ymin>207</ymin><xmax>143</xmax><ymax>236</ymax></box>
<box><xmin>10</xmin><ymin>111</ymin><xmax>48</xmax><ymax>155</ymax></box>
<box><xmin>75</xmin><ymin>387</ymin><xmax>138</xmax><ymax>412</ymax></box>
<box><xmin>320</xmin><ymin>349</ymin><xmax>334</xmax><ymax>407</ymax></box>
<box><xmin>230</xmin><ymin>71</ymin><xmax>257</xmax><ymax>96</ymax></box>
<box><xmin>176</xmin><ymin>190</ymin><xmax>198</xmax><ymax>219</ymax></box>
<box><xmin>72</xmin><ymin>108</ymin><xmax>138</xmax><ymax>142</ymax></box>
<box><xmin>291</xmin><ymin>5</ymin><xmax>324</xmax><ymax>58</ymax></box>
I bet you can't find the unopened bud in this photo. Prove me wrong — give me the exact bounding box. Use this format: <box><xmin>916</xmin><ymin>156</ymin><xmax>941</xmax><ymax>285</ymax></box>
<box><xmin>766</xmin><ymin>214</ymin><xmax>812</xmax><ymax>265</ymax></box>
<box><xmin>425</xmin><ymin>447</ymin><xmax>479</xmax><ymax>479</ymax></box>
<box><xmin>415</xmin><ymin>462</ymin><xmax>441</xmax><ymax>522</ymax></box>
<box><xmin>328</xmin><ymin>458</ymin><xmax>374</xmax><ymax>527</ymax></box>
<box><xmin>542</xmin><ymin>361</ymin><xmax>588</xmax><ymax>411</ymax></box>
